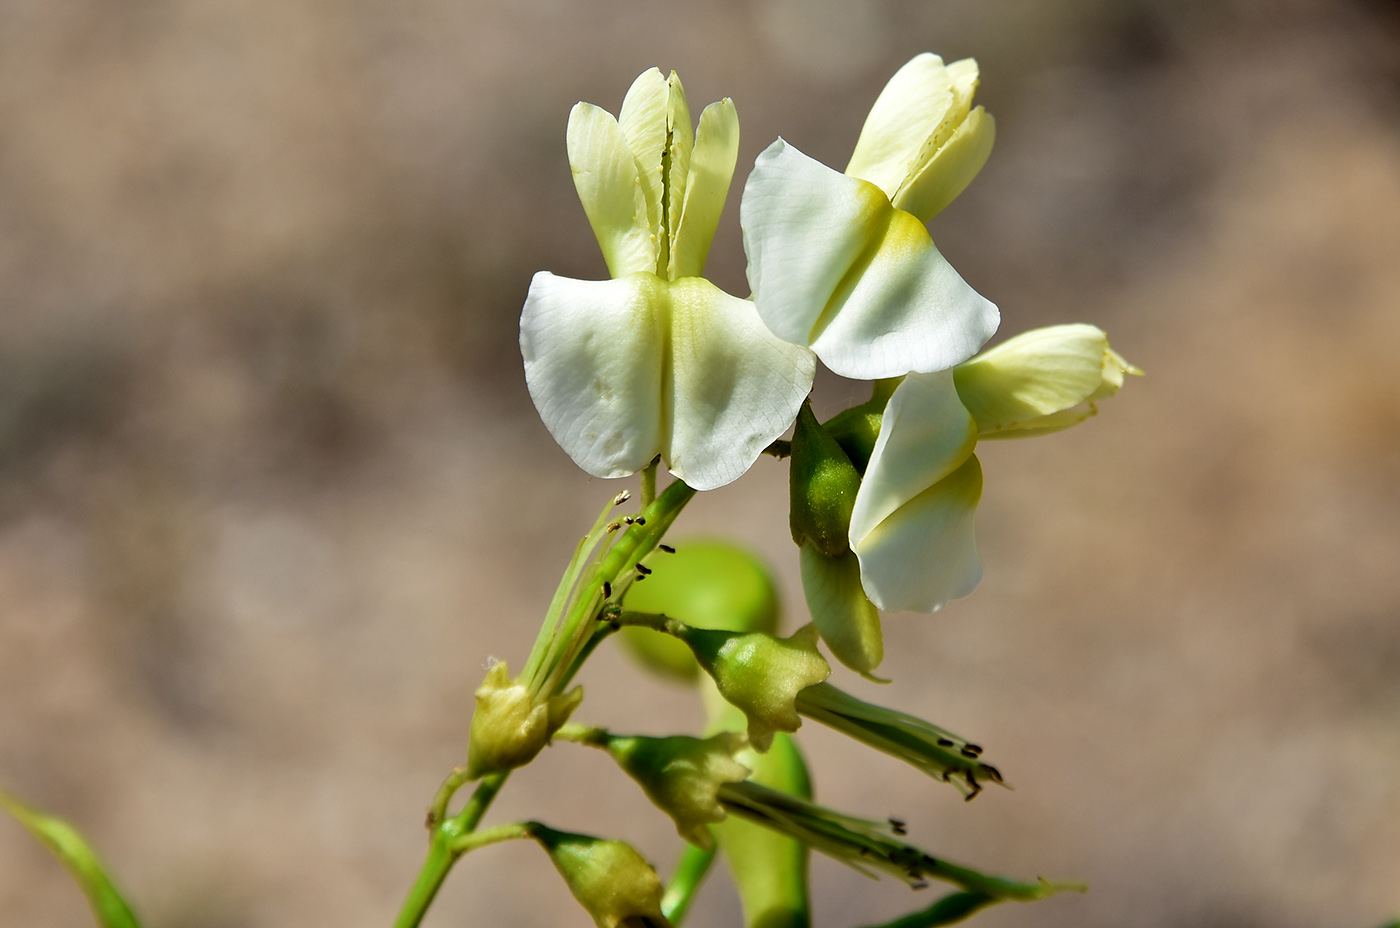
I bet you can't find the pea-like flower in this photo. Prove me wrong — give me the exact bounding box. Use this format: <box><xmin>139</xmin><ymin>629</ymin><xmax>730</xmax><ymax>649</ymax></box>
<box><xmin>850</xmin><ymin>325</ymin><xmax>1140</xmax><ymax>615</ymax></box>
<box><xmin>521</xmin><ymin>69</ymin><xmax>815</xmax><ymax>491</ymax></box>
<box><xmin>738</xmin><ymin>54</ymin><xmax>998</xmax><ymax>381</ymax></box>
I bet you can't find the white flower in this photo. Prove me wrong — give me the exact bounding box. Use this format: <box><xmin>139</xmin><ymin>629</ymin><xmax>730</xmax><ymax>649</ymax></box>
<box><xmin>850</xmin><ymin>326</ymin><xmax>1139</xmax><ymax>614</ymax></box>
<box><xmin>521</xmin><ymin>69</ymin><xmax>815</xmax><ymax>491</ymax></box>
<box><xmin>738</xmin><ymin>53</ymin><xmax>999</xmax><ymax>381</ymax></box>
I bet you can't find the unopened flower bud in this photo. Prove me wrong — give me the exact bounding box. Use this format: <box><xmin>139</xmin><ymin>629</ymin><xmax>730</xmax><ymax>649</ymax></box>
<box><xmin>605</xmin><ymin>731</ymin><xmax>751</xmax><ymax>848</ymax></box>
<box><xmin>676</xmin><ymin>624</ymin><xmax>830</xmax><ymax>751</ymax></box>
<box><xmin>789</xmin><ymin>403</ymin><xmax>861</xmax><ymax>558</ymax></box>
<box><xmin>531</xmin><ymin>825</ymin><xmax>671</xmax><ymax>928</ymax></box>
<box><xmin>953</xmin><ymin>324</ymin><xmax>1141</xmax><ymax>439</ymax></box>
<box><xmin>464</xmin><ymin>662</ymin><xmax>582</xmax><ymax>779</ymax></box>
<box><xmin>619</xmin><ymin>542</ymin><xmax>780</xmax><ymax>683</ymax></box>
<box><xmin>798</xmin><ymin>544</ymin><xmax>883</xmax><ymax>677</ymax></box>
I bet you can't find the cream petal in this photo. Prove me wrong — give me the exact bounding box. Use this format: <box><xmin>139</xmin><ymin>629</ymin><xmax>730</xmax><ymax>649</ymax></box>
<box><xmin>854</xmin><ymin>454</ymin><xmax>983</xmax><ymax>613</ymax></box>
<box><xmin>665</xmin><ymin>279</ymin><xmax>816</xmax><ymax>490</ymax></box>
<box><xmin>742</xmin><ymin>141</ymin><xmax>998</xmax><ymax>379</ymax></box>
<box><xmin>520</xmin><ymin>272</ymin><xmax>664</xmax><ymax>479</ymax></box>
<box><xmin>618</xmin><ymin>68</ymin><xmax>670</xmax><ymax>252</ymax></box>
<box><xmin>664</xmin><ymin>71</ymin><xmax>694</xmax><ymax>276</ymax></box>
<box><xmin>848</xmin><ymin>370</ymin><xmax>976</xmax><ymax>549</ymax></box>
<box><xmin>671</xmin><ymin>98</ymin><xmax>739</xmax><ymax>280</ymax></box>
<box><xmin>844</xmin><ymin>53</ymin><xmax>956</xmax><ymax>201</ymax></box>
<box><xmin>799</xmin><ymin>543</ymin><xmax>884</xmax><ymax>676</ymax></box>
<box><xmin>892</xmin><ymin>106</ymin><xmax>995</xmax><ymax>222</ymax></box>
<box><xmin>953</xmin><ymin>323</ymin><xmax>1115</xmax><ymax>436</ymax></box>
<box><xmin>567</xmin><ymin>103</ymin><xmax>657</xmax><ymax>277</ymax></box>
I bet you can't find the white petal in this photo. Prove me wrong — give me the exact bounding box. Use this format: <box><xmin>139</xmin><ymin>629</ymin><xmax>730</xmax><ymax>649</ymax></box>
<box><xmin>664</xmin><ymin>71</ymin><xmax>694</xmax><ymax>276</ymax></box>
<box><xmin>618</xmin><ymin>68</ymin><xmax>670</xmax><ymax>253</ymax></box>
<box><xmin>671</xmin><ymin>98</ymin><xmax>739</xmax><ymax>280</ymax></box>
<box><xmin>893</xmin><ymin>106</ymin><xmax>995</xmax><ymax>222</ymax></box>
<box><xmin>844</xmin><ymin>53</ymin><xmax>956</xmax><ymax>200</ymax></box>
<box><xmin>520</xmin><ymin>272</ymin><xmax>663</xmax><ymax>478</ymax></box>
<box><xmin>567</xmin><ymin>103</ymin><xmax>657</xmax><ymax>277</ymax></box>
<box><xmin>665</xmin><ymin>279</ymin><xmax>816</xmax><ymax>490</ymax></box>
<box><xmin>800</xmin><ymin>543</ymin><xmax>884</xmax><ymax>676</ymax></box>
<box><xmin>848</xmin><ymin>369</ymin><xmax>976</xmax><ymax>550</ymax></box>
<box><xmin>854</xmin><ymin>454</ymin><xmax>983</xmax><ymax>613</ymax></box>
<box><xmin>741</xmin><ymin>141</ymin><xmax>999</xmax><ymax>379</ymax></box>
<box><xmin>953</xmin><ymin>323</ymin><xmax>1112</xmax><ymax>436</ymax></box>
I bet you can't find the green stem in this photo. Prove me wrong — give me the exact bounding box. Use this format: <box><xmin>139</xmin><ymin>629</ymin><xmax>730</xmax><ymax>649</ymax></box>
<box><xmin>661</xmin><ymin>840</ymin><xmax>716</xmax><ymax>926</ymax></box>
<box><xmin>393</xmin><ymin>773</ymin><xmax>508</xmax><ymax>928</ymax></box>
<box><xmin>641</xmin><ymin>459</ymin><xmax>658</xmax><ymax>506</ymax></box>
<box><xmin>852</xmin><ymin>892</ymin><xmax>994</xmax><ymax>928</ymax></box>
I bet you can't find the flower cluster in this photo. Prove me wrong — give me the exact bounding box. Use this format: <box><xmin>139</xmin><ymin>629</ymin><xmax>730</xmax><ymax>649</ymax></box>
<box><xmin>522</xmin><ymin>53</ymin><xmax>1138</xmax><ymax>677</ymax></box>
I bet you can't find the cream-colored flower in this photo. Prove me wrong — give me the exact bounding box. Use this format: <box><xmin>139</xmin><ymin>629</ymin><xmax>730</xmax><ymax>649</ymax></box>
<box><xmin>521</xmin><ymin>69</ymin><xmax>814</xmax><ymax>491</ymax></box>
<box><xmin>738</xmin><ymin>53</ymin><xmax>999</xmax><ymax>381</ymax></box>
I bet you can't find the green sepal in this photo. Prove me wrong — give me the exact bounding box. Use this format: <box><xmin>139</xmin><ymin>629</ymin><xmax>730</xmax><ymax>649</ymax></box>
<box><xmin>676</xmin><ymin>624</ymin><xmax>830</xmax><ymax>751</ymax></box>
<box><xmin>853</xmin><ymin>891</ymin><xmax>995</xmax><ymax>928</ymax></box>
<box><xmin>531</xmin><ymin>824</ymin><xmax>672</xmax><ymax>928</ymax></box>
<box><xmin>789</xmin><ymin>402</ymin><xmax>861</xmax><ymax>558</ymax></box>
<box><xmin>821</xmin><ymin>378</ymin><xmax>900</xmax><ymax>475</ymax></box>
<box><xmin>1</xmin><ymin>788</ymin><xmax>142</xmax><ymax>928</ymax></box>
<box><xmin>619</xmin><ymin>541</ymin><xmax>780</xmax><ymax>683</ymax></box>
<box><xmin>604</xmin><ymin>731</ymin><xmax>751</xmax><ymax>848</ymax></box>
<box><xmin>465</xmin><ymin>662</ymin><xmax>583</xmax><ymax>779</ymax></box>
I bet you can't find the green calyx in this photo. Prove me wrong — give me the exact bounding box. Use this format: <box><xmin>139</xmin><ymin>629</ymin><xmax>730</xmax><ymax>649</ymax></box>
<box><xmin>789</xmin><ymin>402</ymin><xmax>862</xmax><ymax>558</ymax></box>
<box><xmin>531</xmin><ymin>824</ymin><xmax>671</xmax><ymax>928</ymax></box>
<box><xmin>821</xmin><ymin>378</ymin><xmax>899</xmax><ymax>475</ymax></box>
<box><xmin>465</xmin><ymin>662</ymin><xmax>583</xmax><ymax>779</ymax></box>
<box><xmin>619</xmin><ymin>541</ymin><xmax>781</xmax><ymax>683</ymax></box>
<box><xmin>604</xmin><ymin>731</ymin><xmax>752</xmax><ymax>848</ymax></box>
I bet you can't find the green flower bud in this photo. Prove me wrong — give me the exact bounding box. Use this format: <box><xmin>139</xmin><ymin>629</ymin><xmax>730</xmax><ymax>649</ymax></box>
<box><xmin>789</xmin><ymin>402</ymin><xmax>861</xmax><ymax>558</ymax></box>
<box><xmin>605</xmin><ymin>731</ymin><xmax>751</xmax><ymax>848</ymax></box>
<box><xmin>798</xmin><ymin>544</ymin><xmax>884</xmax><ymax>678</ymax></box>
<box><xmin>677</xmin><ymin>624</ymin><xmax>830</xmax><ymax>751</ymax></box>
<box><xmin>795</xmin><ymin>682</ymin><xmax>1003</xmax><ymax>799</ymax></box>
<box><xmin>464</xmin><ymin>662</ymin><xmax>583</xmax><ymax>779</ymax></box>
<box><xmin>619</xmin><ymin>541</ymin><xmax>780</xmax><ymax>683</ymax></box>
<box><xmin>531</xmin><ymin>825</ymin><xmax>671</xmax><ymax>928</ymax></box>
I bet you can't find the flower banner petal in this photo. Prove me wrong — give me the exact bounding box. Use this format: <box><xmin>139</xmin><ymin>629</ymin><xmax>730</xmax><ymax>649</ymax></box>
<box><xmin>617</xmin><ymin>67</ymin><xmax>670</xmax><ymax>250</ymax></box>
<box><xmin>855</xmin><ymin>454</ymin><xmax>983</xmax><ymax>613</ymax></box>
<box><xmin>849</xmin><ymin>370</ymin><xmax>976</xmax><ymax>549</ymax></box>
<box><xmin>520</xmin><ymin>272</ymin><xmax>664</xmax><ymax>479</ymax></box>
<box><xmin>894</xmin><ymin>105</ymin><xmax>995</xmax><ymax>223</ymax></box>
<box><xmin>567</xmin><ymin>103</ymin><xmax>657</xmax><ymax>278</ymax></box>
<box><xmin>666</xmin><ymin>278</ymin><xmax>815</xmax><ymax>490</ymax></box>
<box><xmin>742</xmin><ymin>140</ymin><xmax>998</xmax><ymax>380</ymax></box>
<box><xmin>671</xmin><ymin>98</ymin><xmax>739</xmax><ymax>280</ymax></box>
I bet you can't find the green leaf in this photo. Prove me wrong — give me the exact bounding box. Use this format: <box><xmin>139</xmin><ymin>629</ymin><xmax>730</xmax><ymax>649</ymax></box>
<box><xmin>1</xmin><ymin>788</ymin><xmax>142</xmax><ymax>928</ymax></box>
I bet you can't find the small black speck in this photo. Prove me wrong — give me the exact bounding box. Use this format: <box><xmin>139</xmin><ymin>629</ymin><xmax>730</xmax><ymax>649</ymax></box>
<box><xmin>960</xmin><ymin>748</ymin><xmax>979</xmax><ymax>759</ymax></box>
<box><xmin>636</xmin><ymin>563</ymin><xmax>652</xmax><ymax>575</ymax></box>
<box><xmin>964</xmin><ymin>743</ymin><xmax>983</xmax><ymax>756</ymax></box>
<box><xmin>937</xmin><ymin>738</ymin><xmax>955</xmax><ymax>747</ymax></box>
<box><xmin>659</xmin><ymin>544</ymin><xmax>675</xmax><ymax>553</ymax></box>
<box><xmin>635</xmin><ymin>516</ymin><xmax>646</xmax><ymax>525</ymax></box>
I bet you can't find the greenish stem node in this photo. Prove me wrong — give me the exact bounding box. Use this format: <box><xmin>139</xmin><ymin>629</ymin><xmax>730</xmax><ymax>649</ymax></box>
<box><xmin>393</xmin><ymin>772</ymin><xmax>508</xmax><ymax>928</ymax></box>
<box><xmin>662</xmin><ymin>839</ymin><xmax>717</xmax><ymax>926</ymax></box>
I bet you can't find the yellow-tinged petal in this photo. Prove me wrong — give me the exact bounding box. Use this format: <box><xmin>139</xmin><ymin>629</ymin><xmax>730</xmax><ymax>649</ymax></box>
<box><xmin>671</xmin><ymin>97</ymin><xmax>739</xmax><ymax>279</ymax></box>
<box><xmin>854</xmin><ymin>454</ymin><xmax>983</xmax><ymax>613</ymax></box>
<box><xmin>664</xmin><ymin>278</ymin><xmax>815</xmax><ymax>490</ymax></box>
<box><xmin>893</xmin><ymin>106</ymin><xmax>995</xmax><ymax>222</ymax></box>
<box><xmin>953</xmin><ymin>323</ymin><xmax>1139</xmax><ymax>438</ymax></box>
<box><xmin>742</xmin><ymin>140</ymin><xmax>998</xmax><ymax>379</ymax></box>
<box><xmin>848</xmin><ymin>370</ymin><xmax>976</xmax><ymax>550</ymax></box>
<box><xmin>618</xmin><ymin>68</ymin><xmax>670</xmax><ymax>253</ymax></box>
<box><xmin>664</xmin><ymin>72</ymin><xmax>694</xmax><ymax>277</ymax></box>
<box><xmin>568</xmin><ymin>103</ymin><xmax>657</xmax><ymax>277</ymax></box>
<box><xmin>799</xmin><ymin>543</ymin><xmax>884</xmax><ymax>677</ymax></box>
<box><xmin>845</xmin><ymin>53</ymin><xmax>958</xmax><ymax>201</ymax></box>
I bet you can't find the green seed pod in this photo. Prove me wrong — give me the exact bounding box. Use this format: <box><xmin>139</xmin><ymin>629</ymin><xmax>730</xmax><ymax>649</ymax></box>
<box><xmin>788</xmin><ymin>403</ymin><xmax>861</xmax><ymax>558</ymax></box>
<box><xmin>464</xmin><ymin>662</ymin><xmax>582</xmax><ymax>779</ymax></box>
<box><xmin>619</xmin><ymin>541</ymin><xmax>781</xmax><ymax>683</ymax></box>
<box><xmin>710</xmin><ymin>731</ymin><xmax>813</xmax><ymax>928</ymax></box>
<box><xmin>820</xmin><ymin>378</ymin><xmax>900</xmax><ymax>475</ymax></box>
<box><xmin>605</xmin><ymin>731</ymin><xmax>751</xmax><ymax>848</ymax></box>
<box><xmin>531</xmin><ymin>825</ymin><xmax>671</xmax><ymax>928</ymax></box>
<box><xmin>677</xmin><ymin>625</ymin><xmax>830</xmax><ymax>751</ymax></box>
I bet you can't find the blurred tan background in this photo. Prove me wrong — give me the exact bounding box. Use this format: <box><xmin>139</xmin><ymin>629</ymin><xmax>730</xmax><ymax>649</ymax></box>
<box><xmin>2</xmin><ymin>1</ymin><xmax>1399</xmax><ymax>926</ymax></box>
